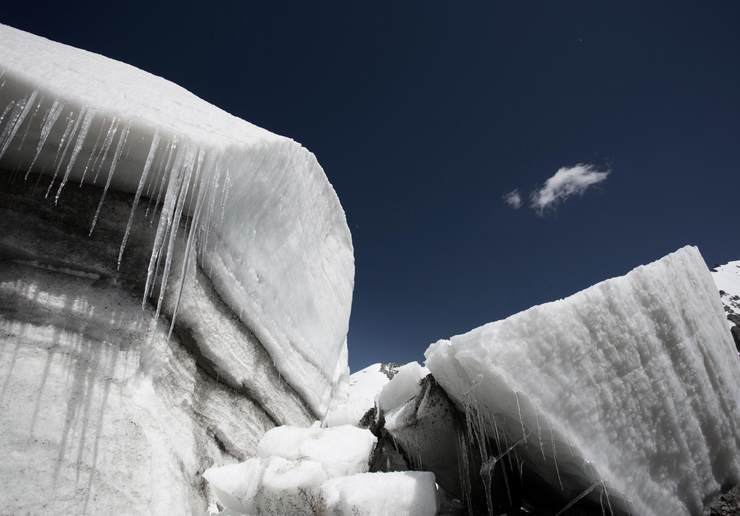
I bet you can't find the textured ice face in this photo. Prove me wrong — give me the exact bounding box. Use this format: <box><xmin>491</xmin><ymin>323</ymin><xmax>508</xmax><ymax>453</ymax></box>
<box><xmin>426</xmin><ymin>246</ymin><xmax>740</xmax><ymax>516</ymax></box>
<box><xmin>0</xmin><ymin>23</ymin><xmax>354</xmax><ymax>416</ymax></box>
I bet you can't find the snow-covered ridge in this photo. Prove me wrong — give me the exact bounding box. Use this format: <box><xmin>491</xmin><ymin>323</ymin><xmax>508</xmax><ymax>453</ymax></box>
<box><xmin>0</xmin><ymin>23</ymin><xmax>353</xmax><ymax>416</ymax></box>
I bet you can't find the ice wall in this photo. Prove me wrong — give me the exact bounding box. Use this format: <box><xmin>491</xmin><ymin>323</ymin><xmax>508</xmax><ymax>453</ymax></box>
<box><xmin>426</xmin><ymin>246</ymin><xmax>740</xmax><ymax>516</ymax></box>
<box><xmin>0</xmin><ymin>23</ymin><xmax>354</xmax><ymax>416</ymax></box>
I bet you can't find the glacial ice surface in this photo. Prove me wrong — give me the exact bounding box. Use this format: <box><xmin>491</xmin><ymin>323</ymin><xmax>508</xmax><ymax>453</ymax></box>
<box><xmin>324</xmin><ymin>363</ymin><xmax>393</xmax><ymax>426</ymax></box>
<box><xmin>319</xmin><ymin>471</ymin><xmax>438</xmax><ymax>516</ymax></box>
<box><xmin>204</xmin><ymin>423</ymin><xmax>395</xmax><ymax>515</ymax></box>
<box><xmin>376</xmin><ymin>361</ymin><xmax>429</xmax><ymax>414</ymax></box>
<box><xmin>256</xmin><ymin>422</ymin><xmax>377</xmax><ymax>478</ymax></box>
<box><xmin>425</xmin><ymin>246</ymin><xmax>740</xmax><ymax>516</ymax></box>
<box><xmin>0</xmin><ymin>23</ymin><xmax>353</xmax><ymax>416</ymax></box>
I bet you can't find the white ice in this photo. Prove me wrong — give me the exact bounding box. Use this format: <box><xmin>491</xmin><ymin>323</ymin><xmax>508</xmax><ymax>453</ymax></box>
<box><xmin>376</xmin><ymin>362</ymin><xmax>429</xmax><ymax>414</ymax></box>
<box><xmin>425</xmin><ymin>246</ymin><xmax>740</xmax><ymax>516</ymax></box>
<box><xmin>324</xmin><ymin>363</ymin><xmax>392</xmax><ymax>426</ymax></box>
<box><xmin>256</xmin><ymin>422</ymin><xmax>376</xmax><ymax>478</ymax></box>
<box><xmin>205</xmin><ymin>423</ymin><xmax>389</xmax><ymax>515</ymax></box>
<box><xmin>319</xmin><ymin>471</ymin><xmax>438</xmax><ymax>516</ymax></box>
<box><xmin>203</xmin><ymin>456</ymin><xmax>327</xmax><ymax>515</ymax></box>
<box><xmin>0</xmin><ymin>23</ymin><xmax>354</xmax><ymax>416</ymax></box>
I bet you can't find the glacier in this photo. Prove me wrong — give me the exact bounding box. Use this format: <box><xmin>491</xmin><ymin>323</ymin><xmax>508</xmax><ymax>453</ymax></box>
<box><xmin>0</xmin><ymin>23</ymin><xmax>354</xmax><ymax>416</ymax></box>
<box><xmin>0</xmin><ymin>22</ymin><xmax>353</xmax><ymax>514</ymax></box>
<box><xmin>426</xmin><ymin>245</ymin><xmax>740</xmax><ymax>516</ymax></box>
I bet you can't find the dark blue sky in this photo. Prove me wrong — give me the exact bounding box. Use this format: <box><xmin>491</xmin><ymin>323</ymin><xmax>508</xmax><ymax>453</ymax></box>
<box><xmin>5</xmin><ymin>2</ymin><xmax>739</xmax><ymax>371</ymax></box>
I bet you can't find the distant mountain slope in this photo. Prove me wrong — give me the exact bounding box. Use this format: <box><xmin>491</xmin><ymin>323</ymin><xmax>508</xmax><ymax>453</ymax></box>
<box><xmin>711</xmin><ymin>260</ymin><xmax>740</xmax><ymax>351</ymax></box>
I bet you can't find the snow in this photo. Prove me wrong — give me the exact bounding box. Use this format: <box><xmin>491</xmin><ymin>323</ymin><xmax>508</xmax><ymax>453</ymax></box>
<box><xmin>425</xmin><ymin>246</ymin><xmax>740</xmax><ymax>516</ymax></box>
<box><xmin>203</xmin><ymin>457</ymin><xmax>326</xmax><ymax>515</ymax></box>
<box><xmin>712</xmin><ymin>261</ymin><xmax>740</xmax><ymax>297</ymax></box>
<box><xmin>324</xmin><ymin>363</ymin><xmax>393</xmax><ymax>426</ymax></box>
<box><xmin>256</xmin><ymin>423</ymin><xmax>377</xmax><ymax>478</ymax></box>
<box><xmin>205</xmin><ymin>423</ymin><xmax>421</xmax><ymax>515</ymax></box>
<box><xmin>712</xmin><ymin>260</ymin><xmax>740</xmax><ymax>322</ymax></box>
<box><xmin>319</xmin><ymin>471</ymin><xmax>438</xmax><ymax>516</ymax></box>
<box><xmin>376</xmin><ymin>362</ymin><xmax>429</xmax><ymax>414</ymax></box>
<box><xmin>0</xmin><ymin>23</ymin><xmax>354</xmax><ymax>416</ymax></box>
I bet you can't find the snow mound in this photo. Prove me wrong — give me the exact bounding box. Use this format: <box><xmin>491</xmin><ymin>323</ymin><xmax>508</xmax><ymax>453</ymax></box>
<box><xmin>0</xmin><ymin>23</ymin><xmax>353</xmax><ymax>416</ymax></box>
<box><xmin>426</xmin><ymin>246</ymin><xmax>740</xmax><ymax>516</ymax></box>
<box><xmin>256</xmin><ymin>423</ymin><xmax>376</xmax><ymax>478</ymax></box>
<box><xmin>376</xmin><ymin>362</ymin><xmax>429</xmax><ymax>414</ymax></box>
<box><xmin>324</xmin><ymin>362</ymin><xmax>396</xmax><ymax>426</ymax></box>
<box><xmin>320</xmin><ymin>471</ymin><xmax>438</xmax><ymax>516</ymax></box>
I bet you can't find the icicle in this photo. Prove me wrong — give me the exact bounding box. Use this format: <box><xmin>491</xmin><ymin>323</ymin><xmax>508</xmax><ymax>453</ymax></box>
<box><xmin>0</xmin><ymin>90</ymin><xmax>39</xmax><ymax>161</ymax></box>
<box><xmin>536</xmin><ymin>412</ymin><xmax>545</xmax><ymax>461</ymax></box>
<box><xmin>166</xmin><ymin>152</ymin><xmax>209</xmax><ymax>332</ymax></box>
<box><xmin>550</xmin><ymin>426</ymin><xmax>564</xmax><ymax>491</ymax></box>
<box><xmin>479</xmin><ymin>428</ymin><xmax>531</xmax><ymax>476</ymax></box>
<box><xmin>50</xmin><ymin>112</ymin><xmax>74</xmax><ymax>170</ymax></box>
<box><xmin>152</xmin><ymin>147</ymin><xmax>198</xmax><ymax>324</ymax></box>
<box><xmin>0</xmin><ymin>101</ymin><xmax>16</xmax><ymax>130</ymax></box>
<box><xmin>554</xmin><ymin>481</ymin><xmax>601</xmax><ymax>516</ymax></box>
<box><xmin>146</xmin><ymin>137</ymin><xmax>177</xmax><ymax>219</ymax></box>
<box><xmin>44</xmin><ymin>110</ymin><xmax>78</xmax><ymax>193</ymax></box>
<box><xmin>91</xmin><ymin>118</ymin><xmax>119</xmax><ymax>185</ymax></box>
<box><xmin>515</xmin><ymin>391</ymin><xmax>528</xmax><ymax>444</ymax></box>
<box><xmin>25</xmin><ymin>100</ymin><xmax>64</xmax><ymax>180</ymax></box>
<box><xmin>143</xmin><ymin>141</ymin><xmax>183</xmax><ymax>307</ymax></box>
<box><xmin>89</xmin><ymin>123</ymin><xmax>129</xmax><ymax>235</ymax></box>
<box><xmin>17</xmin><ymin>96</ymin><xmax>42</xmax><ymax>152</ymax></box>
<box><xmin>55</xmin><ymin>108</ymin><xmax>95</xmax><ymax>203</ymax></box>
<box><xmin>78</xmin><ymin>118</ymin><xmax>107</xmax><ymax>186</ymax></box>
<box><xmin>601</xmin><ymin>481</ymin><xmax>614</xmax><ymax>516</ymax></box>
<box><xmin>117</xmin><ymin>131</ymin><xmax>160</xmax><ymax>269</ymax></box>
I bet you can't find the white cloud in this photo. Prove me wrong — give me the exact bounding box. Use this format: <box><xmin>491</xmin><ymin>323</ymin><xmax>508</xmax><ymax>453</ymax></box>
<box><xmin>529</xmin><ymin>164</ymin><xmax>609</xmax><ymax>214</ymax></box>
<box><xmin>502</xmin><ymin>189</ymin><xmax>522</xmax><ymax>209</ymax></box>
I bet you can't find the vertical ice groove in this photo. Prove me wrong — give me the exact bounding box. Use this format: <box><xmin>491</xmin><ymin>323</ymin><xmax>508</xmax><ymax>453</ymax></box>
<box><xmin>25</xmin><ymin>100</ymin><xmax>64</xmax><ymax>180</ymax></box>
<box><xmin>55</xmin><ymin>107</ymin><xmax>95</xmax><ymax>203</ymax></box>
<box><xmin>89</xmin><ymin>123</ymin><xmax>130</xmax><ymax>235</ymax></box>
<box><xmin>117</xmin><ymin>131</ymin><xmax>161</xmax><ymax>269</ymax></box>
<box><xmin>0</xmin><ymin>90</ymin><xmax>39</xmax><ymax>161</ymax></box>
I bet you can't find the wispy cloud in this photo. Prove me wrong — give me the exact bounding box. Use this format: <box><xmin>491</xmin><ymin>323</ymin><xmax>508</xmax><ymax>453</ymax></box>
<box><xmin>502</xmin><ymin>189</ymin><xmax>522</xmax><ymax>209</ymax></box>
<box><xmin>529</xmin><ymin>164</ymin><xmax>609</xmax><ymax>214</ymax></box>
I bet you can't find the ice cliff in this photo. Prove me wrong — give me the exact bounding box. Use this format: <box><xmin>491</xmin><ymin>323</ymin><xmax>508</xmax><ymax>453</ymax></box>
<box><xmin>0</xmin><ymin>23</ymin><xmax>353</xmax><ymax>514</ymax></box>
<box><xmin>426</xmin><ymin>246</ymin><xmax>740</xmax><ymax>516</ymax></box>
<box><xmin>0</xmin><ymin>23</ymin><xmax>354</xmax><ymax>416</ymax></box>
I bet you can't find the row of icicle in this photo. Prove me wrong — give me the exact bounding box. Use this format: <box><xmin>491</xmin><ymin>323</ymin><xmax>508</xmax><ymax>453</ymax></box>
<box><xmin>457</xmin><ymin>386</ymin><xmax>616</xmax><ymax>516</ymax></box>
<box><xmin>0</xmin><ymin>71</ymin><xmax>232</xmax><ymax>338</ymax></box>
